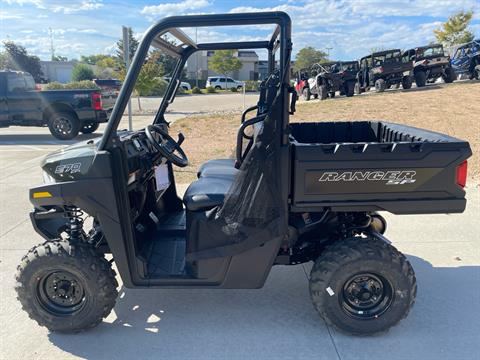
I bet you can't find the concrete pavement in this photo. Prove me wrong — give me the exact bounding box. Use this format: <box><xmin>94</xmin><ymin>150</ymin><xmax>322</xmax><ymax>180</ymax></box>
<box><xmin>0</xmin><ymin>125</ymin><xmax>479</xmax><ymax>360</ymax></box>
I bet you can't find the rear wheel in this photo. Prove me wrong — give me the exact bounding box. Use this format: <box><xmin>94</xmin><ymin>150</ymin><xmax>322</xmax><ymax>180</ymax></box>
<box><xmin>48</xmin><ymin>112</ymin><xmax>80</xmax><ymax>140</ymax></box>
<box><xmin>80</xmin><ymin>122</ymin><xmax>99</xmax><ymax>134</ymax></box>
<box><xmin>414</xmin><ymin>71</ymin><xmax>427</xmax><ymax>87</ymax></box>
<box><xmin>402</xmin><ymin>76</ymin><xmax>413</xmax><ymax>89</ymax></box>
<box><xmin>443</xmin><ymin>67</ymin><xmax>455</xmax><ymax>83</ymax></box>
<box><xmin>319</xmin><ymin>85</ymin><xmax>328</xmax><ymax>100</ymax></box>
<box><xmin>309</xmin><ymin>236</ymin><xmax>416</xmax><ymax>335</ymax></box>
<box><xmin>215</xmin><ymin>86</ymin><xmax>222</xmax><ymax>90</ymax></box>
<box><xmin>302</xmin><ymin>87</ymin><xmax>311</xmax><ymax>101</ymax></box>
<box><xmin>354</xmin><ymin>82</ymin><xmax>362</xmax><ymax>95</ymax></box>
<box><xmin>345</xmin><ymin>81</ymin><xmax>355</xmax><ymax>97</ymax></box>
<box><xmin>15</xmin><ymin>241</ymin><xmax>118</xmax><ymax>332</ymax></box>
<box><xmin>374</xmin><ymin>79</ymin><xmax>386</xmax><ymax>92</ymax></box>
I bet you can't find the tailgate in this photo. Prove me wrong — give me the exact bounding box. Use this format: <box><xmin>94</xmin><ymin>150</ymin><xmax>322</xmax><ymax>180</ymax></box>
<box><xmin>290</xmin><ymin>121</ymin><xmax>472</xmax><ymax>214</ymax></box>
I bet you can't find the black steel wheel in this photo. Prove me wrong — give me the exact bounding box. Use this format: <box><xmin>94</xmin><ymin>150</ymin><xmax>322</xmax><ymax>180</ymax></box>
<box><xmin>309</xmin><ymin>236</ymin><xmax>416</xmax><ymax>335</ymax></box>
<box><xmin>36</xmin><ymin>270</ymin><xmax>86</xmax><ymax>316</ymax></box>
<box><xmin>302</xmin><ymin>87</ymin><xmax>311</xmax><ymax>101</ymax></box>
<box><xmin>341</xmin><ymin>273</ymin><xmax>393</xmax><ymax>320</ymax></box>
<box><xmin>374</xmin><ymin>78</ymin><xmax>386</xmax><ymax>92</ymax></box>
<box><xmin>15</xmin><ymin>241</ymin><xmax>118</xmax><ymax>332</ymax></box>
<box><xmin>80</xmin><ymin>122</ymin><xmax>100</xmax><ymax>134</ymax></box>
<box><xmin>48</xmin><ymin>112</ymin><xmax>80</xmax><ymax>140</ymax></box>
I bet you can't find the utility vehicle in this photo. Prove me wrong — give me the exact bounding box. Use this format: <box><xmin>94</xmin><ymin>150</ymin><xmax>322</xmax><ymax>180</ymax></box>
<box><xmin>402</xmin><ymin>44</ymin><xmax>455</xmax><ymax>87</ymax></box>
<box><xmin>15</xmin><ymin>12</ymin><xmax>472</xmax><ymax>336</ymax></box>
<box><xmin>307</xmin><ymin>62</ymin><xmax>344</xmax><ymax>100</ymax></box>
<box><xmin>355</xmin><ymin>50</ymin><xmax>413</xmax><ymax>93</ymax></box>
<box><xmin>0</xmin><ymin>70</ymin><xmax>112</xmax><ymax>140</ymax></box>
<box><xmin>450</xmin><ymin>39</ymin><xmax>480</xmax><ymax>80</ymax></box>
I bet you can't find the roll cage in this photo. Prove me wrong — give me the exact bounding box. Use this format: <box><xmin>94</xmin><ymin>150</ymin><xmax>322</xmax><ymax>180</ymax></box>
<box><xmin>99</xmin><ymin>12</ymin><xmax>292</xmax><ymax>151</ymax></box>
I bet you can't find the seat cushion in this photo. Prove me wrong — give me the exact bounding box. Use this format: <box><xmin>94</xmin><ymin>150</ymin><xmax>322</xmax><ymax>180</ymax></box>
<box><xmin>183</xmin><ymin>177</ymin><xmax>232</xmax><ymax>212</ymax></box>
<box><xmin>199</xmin><ymin>165</ymin><xmax>239</xmax><ymax>180</ymax></box>
<box><xmin>197</xmin><ymin>158</ymin><xmax>235</xmax><ymax>177</ymax></box>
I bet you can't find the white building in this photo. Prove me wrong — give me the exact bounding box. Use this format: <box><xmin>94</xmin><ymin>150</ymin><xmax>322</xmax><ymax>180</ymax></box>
<box><xmin>186</xmin><ymin>50</ymin><xmax>259</xmax><ymax>81</ymax></box>
<box><xmin>40</xmin><ymin>61</ymin><xmax>76</xmax><ymax>83</ymax></box>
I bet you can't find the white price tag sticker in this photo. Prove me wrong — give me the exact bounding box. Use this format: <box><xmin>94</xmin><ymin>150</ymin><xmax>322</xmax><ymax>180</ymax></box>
<box><xmin>154</xmin><ymin>164</ymin><xmax>170</xmax><ymax>191</ymax></box>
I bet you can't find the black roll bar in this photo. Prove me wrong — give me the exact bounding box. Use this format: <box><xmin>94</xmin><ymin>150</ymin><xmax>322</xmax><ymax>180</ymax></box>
<box><xmin>98</xmin><ymin>11</ymin><xmax>291</xmax><ymax>151</ymax></box>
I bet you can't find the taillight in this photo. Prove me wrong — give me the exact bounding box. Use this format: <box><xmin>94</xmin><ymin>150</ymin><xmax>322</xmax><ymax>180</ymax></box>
<box><xmin>456</xmin><ymin>161</ymin><xmax>468</xmax><ymax>188</ymax></box>
<box><xmin>91</xmin><ymin>92</ymin><xmax>103</xmax><ymax>110</ymax></box>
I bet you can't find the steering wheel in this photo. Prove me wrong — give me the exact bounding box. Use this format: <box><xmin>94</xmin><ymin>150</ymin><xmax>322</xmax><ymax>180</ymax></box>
<box><xmin>145</xmin><ymin>125</ymin><xmax>188</xmax><ymax>168</ymax></box>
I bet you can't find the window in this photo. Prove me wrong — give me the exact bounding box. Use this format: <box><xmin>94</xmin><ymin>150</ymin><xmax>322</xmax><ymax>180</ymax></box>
<box><xmin>227</xmin><ymin>78</ymin><xmax>234</xmax><ymax>82</ymax></box>
<box><xmin>209</xmin><ymin>78</ymin><xmax>217</xmax><ymax>82</ymax></box>
<box><xmin>219</xmin><ymin>78</ymin><xmax>226</xmax><ymax>82</ymax></box>
<box><xmin>7</xmin><ymin>75</ymin><xmax>27</xmax><ymax>92</ymax></box>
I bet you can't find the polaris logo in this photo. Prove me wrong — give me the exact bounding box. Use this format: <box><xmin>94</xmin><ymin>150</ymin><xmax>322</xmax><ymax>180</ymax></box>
<box><xmin>55</xmin><ymin>163</ymin><xmax>82</xmax><ymax>174</ymax></box>
<box><xmin>318</xmin><ymin>170</ymin><xmax>416</xmax><ymax>185</ymax></box>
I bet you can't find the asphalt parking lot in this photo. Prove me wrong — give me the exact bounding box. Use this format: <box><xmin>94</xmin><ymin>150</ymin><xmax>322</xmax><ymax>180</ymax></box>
<box><xmin>1</xmin><ymin>115</ymin><xmax>479</xmax><ymax>359</ymax></box>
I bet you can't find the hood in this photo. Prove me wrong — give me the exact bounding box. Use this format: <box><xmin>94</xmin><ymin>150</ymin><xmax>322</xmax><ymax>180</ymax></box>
<box><xmin>41</xmin><ymin>137</ymin><xmax>102</xmax><ymax>181</ymax></box>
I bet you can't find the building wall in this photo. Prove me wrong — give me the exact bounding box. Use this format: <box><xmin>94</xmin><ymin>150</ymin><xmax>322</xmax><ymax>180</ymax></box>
<box><xmin>40</xmin><ymin>61</ymin><xmax>76</xmax><ymax>83</ymax></box>
<box><xmin>186</xmin><ymin>50</ymin><xmax>260</xmax><ymax>81</ymax></box>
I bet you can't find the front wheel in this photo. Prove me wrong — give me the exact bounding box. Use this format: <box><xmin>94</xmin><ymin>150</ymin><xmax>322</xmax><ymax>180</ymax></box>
<box><xmin>374</xmin><ymin>79</ymin><xmax>386</xmax><ymax>92</ymax></box>
<box><xmin>319</xmin><ymin>85</ymin><xmax>328</xmax><ymax>100</ymax></box>
<box><xmin>414</xmin><ymin>71</ymin><xmax>427</xmax><ymax>87</ymax></box>
<box><xmin>48</xmin><ymin>112</ymin><xmax>80</xmax><ymax>140</ymax></box>
<box><xmin>443</xmin><ymin>67</ymin><xmax>455</xmax><ymax>83</ymax></box>
<box><xmin>302</xmin><ymin>87</ymin><xmax>311</xmax><ymax>101</ymax></box>
<box><xmin>80</xmin><ymin>122</ymin><xmax>100</xmax><ymax>134</ymax></box>
<box><xmin>15</xmin><ymin>241</ymin><xmax>118</xmax><ymax>332</ymax></box>
<box><xmin>309</xmin><ymin>236</ymin><xmax>416</xmax><ymax>335</ymax></box>
<box><xmin>402</xmin><ymin>76</ymin><xmax>413</xmax><ymax>89</ymax></box>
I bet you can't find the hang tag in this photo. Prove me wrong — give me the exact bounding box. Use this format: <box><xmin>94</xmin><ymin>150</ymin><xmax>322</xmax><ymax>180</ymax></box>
<box><xmin>154</xmin><ymin>164</ymin><xmax>170</xmax><ymax>191</ymax></box>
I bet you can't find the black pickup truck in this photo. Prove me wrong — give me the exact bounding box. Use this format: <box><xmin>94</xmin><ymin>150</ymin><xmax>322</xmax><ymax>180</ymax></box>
<box><xmin>0</xmin><ymin>70</ymin><xmax>113</xmax><ymax>140</ymax></box>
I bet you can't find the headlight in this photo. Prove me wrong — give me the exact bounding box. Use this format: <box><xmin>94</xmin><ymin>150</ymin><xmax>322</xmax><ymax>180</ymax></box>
<box><xmin>42</xmin><ymin>171</ymin><xmax>55</xmax><ymax>184</ymax></box>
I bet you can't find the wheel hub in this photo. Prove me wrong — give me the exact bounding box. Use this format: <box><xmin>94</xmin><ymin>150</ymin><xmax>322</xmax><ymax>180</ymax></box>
<box><xmin>341</xmin><ymin>273</ymin><xmax>393</xmax><ymax>319</ymax></box>
<box><xmin>37</xmin><ymin>270</ymin><xmax>86</xmax><ymax>315</ymax></box>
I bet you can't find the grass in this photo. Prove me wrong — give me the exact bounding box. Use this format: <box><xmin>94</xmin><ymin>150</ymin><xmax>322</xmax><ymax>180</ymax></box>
<box><xmin>171</xmin><ymin>81</ymin><xmax>480</xmax><ymax>184</ymax></box>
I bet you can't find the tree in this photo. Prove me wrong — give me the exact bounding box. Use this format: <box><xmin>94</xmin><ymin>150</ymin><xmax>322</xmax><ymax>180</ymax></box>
<box><xmin>1</xmin><ymin>41</ymin><xmax>43</xmax><ymax>82</ymax></box>
<box><xmin>116</xmin><ymin>28</ymin><xmax>139</xmax><ymax>65</ymax></box>
<box><xmin>71</xmin><ymin>63</ymin><xmax>94</xmax><ymax>81</ymax></box>
<box><xmin>434</xmin><ymin>10</ymin><xmax>475</xmax><ymax>46</ymax></box>
<box><xmin>293</xmin><ymin>47</ymin><xmax>328</xmax><ymax>72</ymax></box>
<box><xmin>52</xmin><ymin>55</ymin><xmax>68</xmax><ymax>61</ymax></box>
<box><xmin>209</xmin><ymin>50</ymin><xmax>242</xmax><ymax>81</ymax></box>
<box><xmin>150</xmin><ymin>49</ymin><xmax>177</xmax><ymax>76</ymax></box>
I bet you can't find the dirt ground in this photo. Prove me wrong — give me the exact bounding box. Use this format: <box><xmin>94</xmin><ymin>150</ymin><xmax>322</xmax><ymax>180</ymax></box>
<box><xmin>171</xmin><ymin>81</ymin><xmax>480</xmax><ymax>184</ymax></box>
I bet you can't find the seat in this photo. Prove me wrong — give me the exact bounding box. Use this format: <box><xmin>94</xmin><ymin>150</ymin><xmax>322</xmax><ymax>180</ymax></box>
<box><xmin>197</xmin><ymin>158</ymin><xmax>236</xmax><ymax>178</ymax></box>
<box><xmin>183</xmin><ymin>176</ymin><xmax>232</xmax><ymax>212</ymax></box>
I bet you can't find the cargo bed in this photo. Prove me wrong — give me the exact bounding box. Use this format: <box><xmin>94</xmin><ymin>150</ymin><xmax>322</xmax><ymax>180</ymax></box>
<box><xmin>289</xmin><ymin>121</ymin><xmax>472</xmax><ymax>214</ymax></box>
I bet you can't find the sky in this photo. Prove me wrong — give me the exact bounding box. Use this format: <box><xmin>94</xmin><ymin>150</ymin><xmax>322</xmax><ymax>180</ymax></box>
<box><xmin>1</xmin><ymin>0</ymin><xmax>479</xmax><ymax>61</ymax></box>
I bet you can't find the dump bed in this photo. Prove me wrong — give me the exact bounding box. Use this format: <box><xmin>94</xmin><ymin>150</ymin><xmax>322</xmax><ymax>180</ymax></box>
<box><xmin>289</xmin><ymin>121</ymin><xmax>472</xmax><ymax>214</ymax></box>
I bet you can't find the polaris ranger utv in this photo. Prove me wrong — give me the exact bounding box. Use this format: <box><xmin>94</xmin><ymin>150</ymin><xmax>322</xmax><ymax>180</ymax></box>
<box><xmin>402</xmin><ymin>44</ymin><xmax>455</xmax><ymax>87</ymax></box>
<box><xmin>15</xmin><ymin>12</ymin><xmax>472</xmax><ymax>336</ymax></box>
<box><xmin>307</xmin><ymin>62</ymin><xmax>344</xmax><ymax>100</ymax></box>
<box><xmin>355</xmin><ymin>50</ymin><xmax>413</xmax><ymax>93</ymax></box>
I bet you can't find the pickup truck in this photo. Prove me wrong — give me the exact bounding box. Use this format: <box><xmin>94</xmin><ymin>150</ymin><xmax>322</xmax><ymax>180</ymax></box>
<box><xmin>0</xmin><ymin>70</ymin><xmax>113</xmax><ymax>140</ymax></box>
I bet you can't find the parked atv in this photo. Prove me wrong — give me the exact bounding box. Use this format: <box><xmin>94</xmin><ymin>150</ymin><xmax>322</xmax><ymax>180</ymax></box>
<box><xmin>355</xmin><ymin>49</ymin><xmax>413</xmax><ymax>93</ymax></box>
<box><xmin>294</xmin><ymin>69</ymin><xmax>313</xmax><ymax>100</ymax></box>
<box><xmin>338</xmin><ymin>61</ymin><xmax>359</xmax><ymax>97</ymax></box>
<box><xmin>403</xmin><ymin>44</ymin><xmax>455</xmax><ymax>87</ymax></box>
<box><xmin>307</xmin><ymin>62</ymin><xmax>344</xmax><ymax>100</ymax></box>
<box><xmin>15</xmin><ymin>12</ymin><xmax>472</xmax><ymax>336</ymax></box>
<box><xmin>451</xmin><ymin>39</ymin><xmax>480</xmax><ymax>80</ymax></box>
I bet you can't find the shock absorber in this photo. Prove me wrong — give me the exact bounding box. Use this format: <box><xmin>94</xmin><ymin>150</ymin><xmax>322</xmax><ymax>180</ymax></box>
<box><xmin>64</xmin><ymin>206</ymin><xmax>84</xmax><ymax>243</ymax></box>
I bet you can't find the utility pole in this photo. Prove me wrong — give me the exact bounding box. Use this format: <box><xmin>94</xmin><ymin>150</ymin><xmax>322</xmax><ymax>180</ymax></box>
<box><xmin>122</xmin><ymin>26</ymin><xmax>132</xmax><ymax>131</ymax></box>
<box><xmin>195</xmin><ymin>27</ymin><xmax>199</xmax><ymax>88</ymax></box>
<box><xmin>325</xmin><ymin>46</ymin><xmax>333</xmax><ymax>60</ymax></box>
<box><xmin>49</xmin><ymin>27</ymin><xmax>55</xmax><ymax>61</ymax></box>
